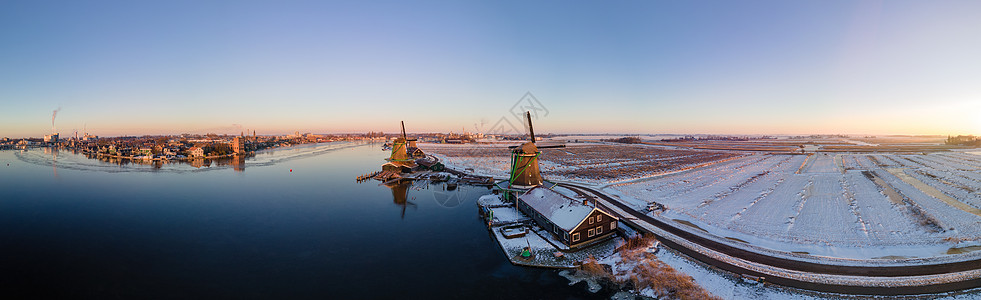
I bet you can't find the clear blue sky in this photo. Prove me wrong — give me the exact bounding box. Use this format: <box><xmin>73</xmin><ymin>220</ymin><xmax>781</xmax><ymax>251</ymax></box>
<box><xmin>2</xmin><ymin>0</ymin><xmax>980</xmax><ymax>138</ymax></box>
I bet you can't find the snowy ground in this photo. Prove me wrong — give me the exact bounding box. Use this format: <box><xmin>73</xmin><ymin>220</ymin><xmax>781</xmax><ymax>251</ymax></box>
<box><xmin>654</xmin><ymin>246</ymin><xmax>981</xmax><ymax>299</ymax></box>
<box><xmin>611</xmin><ymin>152</ymin><xmax>981</xmax><ymax>260</ymax></box>
<box><xmin>435</xmin><ymin>140</ymin><xmax>981</xmax><ymax>296</ymax></box>
<box><xmin>421</xmin><ymin>142</ymin><xmax>742</xmax><ymax>185</ymax></box>
<box><xmin>478</xmin><ymin>194</ymin><xmax>622</xmax><ymax>268</ymax></box>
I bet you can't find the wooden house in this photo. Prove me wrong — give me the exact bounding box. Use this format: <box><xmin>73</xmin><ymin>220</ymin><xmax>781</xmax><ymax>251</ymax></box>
<box><xmin>516</xmin><ymin>186</ymin><xmax>618</xmax><ymax>249</ymax></box>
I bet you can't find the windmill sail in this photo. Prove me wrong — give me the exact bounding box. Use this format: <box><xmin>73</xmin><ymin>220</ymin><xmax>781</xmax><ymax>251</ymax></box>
<box><xmin>403</xmin><ymin>121</ymin><xmax>419</xmax><ymax>149</ymax></box>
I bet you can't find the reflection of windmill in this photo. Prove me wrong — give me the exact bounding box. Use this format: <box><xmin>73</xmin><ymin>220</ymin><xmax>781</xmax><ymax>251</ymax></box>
<box><xmin>432</xmin><ymin>184</ymin><xmax>478</xmax><ymax>208</ymax></box>
<box><xmin>387</xmin><ymin>180</ymin><xmax>417</xmax><ymax>219</ymax></box>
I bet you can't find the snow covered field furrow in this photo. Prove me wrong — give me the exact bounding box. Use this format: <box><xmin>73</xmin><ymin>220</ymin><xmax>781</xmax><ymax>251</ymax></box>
<box><xmin>865</xmin><ymin>155</ymin><xmax>895</xmax><ymax>168</ymax></box>
<box><xmin>944</xmin><ymin>153</ymin><xmax>981</xmax><ymax>171</ymax></box>
<box><xmin>608</xmin><ymin>151</ymin><xmax>981</xmax><ymax>259</ymax></box>
<box><xmin>906</xmin><ymin>169</ymin><xmax>981</xmax><ymax>210</ymax></box>
<box><xmin>852</xmin><ymin>155</ymin><xmax>879</xmax><ymax>170</ymax></box>
<box><xmin>840</xmin><ymin>175</ymin><xmax>871</xmax><ymax>237</ymax></box>
<box><xmin>915</xmin><ymin>167</ymin><xmax>981</xmax><ymax>190</ymax></box>
<box><xmin>653</xmin><ymin>155</ymin><xmax>791</xmax><ymax>210</ymax></box>
<box><xmin>874</xmin><ymin>169</ymin><xmax>981</xmax><ymax>236</ymax></box>
<box><xmin>617</xmin><ymin>155</ymin><xmax>768</xmax><ymax>207</ymax></box>
<box><xmin>912</xmin><ymin>154</ymin><xmax>977</xmax><ymax>172</ymax></box>
<box><xmin>953</xmin><ymin>168</ymin><xmax>981</xmax><ymax>183</ymax></box>
<box><xmin>733</xmin><ymin>175</ymin><xmax>809</xmax><ymax>239</ymax></box>
<box><xmin>882</xmin><ymin>155</ymin><xmax>920</xmax><ymax>168</ymax></box>
<box><xmin>694</xmin><ymin>170</ymin><xmax>784</xmax><ymax>225</ymax></box>
<box><xmin>940</xmin><ymin>152</ymin><xmax>981</xmax><ymax>169</ymax></box>
<box><xmin>690</xmin><ymin>156</ymin><xmax>802</xmax><ymax>222</ymax></box>
<box><xmin>841</xmin><ymin>171</ymin><xmax>927</xmax><ymax>243</ymax></box>
<box><xmin>789</xmin><ymin>174</ymin><xmax>866</xmax><ymax>244</ymax></box>
<box><xmin>841</xmin><ymin>155</ymin><xmax>864</xmax><ymax>170</ymax></box>
<box><xmin>895</xmin><ymin>155</ymin><xmax>932</xmax><ymax>169</ymax></box>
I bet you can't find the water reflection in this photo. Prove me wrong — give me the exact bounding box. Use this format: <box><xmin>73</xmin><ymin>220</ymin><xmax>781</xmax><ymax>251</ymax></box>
<box><xmin>81</xmin><ymin>152</ymin><xmax>253</xmax><ymax>172</ymax></box>
<box><xmin>213</xmin><ymin>155</ymin><xmax>246</xmax><ymax>172</ymax></box>
<box><xmin>45</xmin><ymin>147</ymin><xmax>58</xmax><ymax>177</ymax></box>
<box><xmin>386</xmin><ymin>180</ymin><xmax>415</xmax><ymax>218</ymax></box>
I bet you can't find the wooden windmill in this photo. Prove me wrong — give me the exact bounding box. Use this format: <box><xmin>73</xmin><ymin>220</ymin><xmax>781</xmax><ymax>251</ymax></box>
<box><xmin>388</xmin><ymin>121</ymin><xmax>411</xmax><ymax>162</ymax></box>
<box><xmin>508</xmin><ymin>112</ymin><xmax>564</xmax><ymax>188</ymax></box>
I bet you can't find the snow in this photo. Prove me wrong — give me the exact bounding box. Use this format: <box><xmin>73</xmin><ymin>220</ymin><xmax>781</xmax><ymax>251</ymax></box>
<box><xmin>611</xmin><ymin>153</ymin><xmax>981</xmax><ymax>260</ymax></box>
<box><xmin>801</xmin><ymin>153</ymin><xmax>840</xmax><ymax>173</ymax></box>
<box><xmin>422</xmin><ymin>142</ymin><xmax>742</xmax><ymax>185</ymax></box>
<box><xmin>477</xmin><ymin>194</ymin><xmax>505</xmax><ymax>206</ymax></box>
<box><xmin>518</xmin><ymin>187</ymin><xmax>595</xmax><ymax>231</ymax></box>
<box><xmin>654</xmin><ymin>246</ymin><xmax>981</xmax><ymax>300</ymax></box>
<box><xmin>488</xmin><ymin>206</ymin><xmax>521</xmax><ymax>223</ymax></box>
<box><xmin>490</xmin><ymin>220</ymin><xmax>621</xmax><ymax>269</ymax></box>
<box><xmin>594</xmin><ymin>194</ymin><xmax>981</xmax><ymax>291</ymax></box>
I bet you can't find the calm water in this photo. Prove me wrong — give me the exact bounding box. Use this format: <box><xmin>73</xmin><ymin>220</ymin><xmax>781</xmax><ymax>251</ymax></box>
<box><xmin>0</xmin><ymin>143</ymin><xmax>607</xmax><ymax>299</ymax></box>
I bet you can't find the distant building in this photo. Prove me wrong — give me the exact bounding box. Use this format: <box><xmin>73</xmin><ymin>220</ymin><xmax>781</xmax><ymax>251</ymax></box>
<box><xmin>232</xmin><ymin>136</ymin><xmax>245</xmax><ymax>154</ymax></box>
<box><xmin>189</xmin><ymin>147</ymin><xmax>205</xmax><ymax>157</ymax></box>
<box><xmin>43</xmin><ymin>133</ymin><xmax>59</xmax><ymax>143</ymax></box>
<box><xmin>517</xmin><ymin>186</ymin><xmax>618</xmax><ymax>249</ymax></box>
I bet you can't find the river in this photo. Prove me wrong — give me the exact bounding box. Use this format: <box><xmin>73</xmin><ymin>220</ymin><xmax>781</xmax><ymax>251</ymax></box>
<box><xmin>0</xmin><ymin>142</ymin><xmax>608</xmax><ymax>298</ymax></box>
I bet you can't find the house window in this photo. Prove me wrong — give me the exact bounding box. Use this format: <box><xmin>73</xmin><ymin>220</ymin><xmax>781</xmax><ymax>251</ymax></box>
<box><xmin>588</xmin><ymin>228</ymin><xmax>595</xmax><ymax>237</ymax></box>
<box><xmin>572</xmin><ymin>233</ymin><xmax>580</xmax><ymax>242</ymax></box>
<box><xmin>597</xmin><ymin>215</ymin><xmax>602</xmax><ymax>222</ymax></box>
<box><xmin>596</xmin><ymin>226</ymin><xmax>602</xmax><ymax>234</ymax></box>
<box><xmin>589</xmin><ymin>217</ymin><xmax>594</xmax><ymax>224</ymax></box>
<box><xmin>610</xmin><ymin>222</ymin><xmax>616</xmax><ymax>230</ymax></box>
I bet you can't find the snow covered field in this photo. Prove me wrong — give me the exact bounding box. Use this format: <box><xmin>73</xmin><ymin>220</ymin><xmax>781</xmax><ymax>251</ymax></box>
<box><xmin>421</xmin><ymin>142</ymin><xmax>742</xmax><ymax>185</ymax></box>
<box><xmin>612</xmin><ymin>152</ymin><xmax>981</xmax><ymax>259</ymax></box>
<box><xmin>425</xmin><ymin>141</ymin><xmax>981</xmax><ymax>260</ymax></box>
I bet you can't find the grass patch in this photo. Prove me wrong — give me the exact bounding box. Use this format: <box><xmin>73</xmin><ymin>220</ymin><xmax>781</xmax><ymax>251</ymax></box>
<box><xmin>578</xmin><ymin>234</ymin><xmax>721</xmax><ymax>300</ymax></box>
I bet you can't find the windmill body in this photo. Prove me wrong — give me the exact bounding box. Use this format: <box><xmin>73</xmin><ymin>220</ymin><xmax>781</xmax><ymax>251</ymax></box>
<box><xmin>509</xmin><ymin>142</ymin><xmax>543</xmax><ymax>188</ymax></box>
<box><xmin>495</xmin><ymin>112</ymin><xmax>563</xmax><ymax>200</ymax></box>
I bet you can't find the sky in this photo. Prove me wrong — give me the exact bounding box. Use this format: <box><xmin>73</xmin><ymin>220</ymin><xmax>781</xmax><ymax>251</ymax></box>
<box><xmin>1</xmin><ymin>0</ymin><xmax>980</xmax><ymax>138</ymax></box>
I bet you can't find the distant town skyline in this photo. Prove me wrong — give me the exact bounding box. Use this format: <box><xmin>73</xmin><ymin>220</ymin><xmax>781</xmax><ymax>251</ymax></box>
<box><xmin>2</xmin><ymin>1</ymin><xmax>980</xmax><ymax>138</ymax></box>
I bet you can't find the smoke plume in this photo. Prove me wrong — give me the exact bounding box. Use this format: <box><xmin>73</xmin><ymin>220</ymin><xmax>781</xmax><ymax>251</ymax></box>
<box><xmin>52</xmin><ymin>106</ymin><xmax>62</xmax><ymax>131</ymax></box>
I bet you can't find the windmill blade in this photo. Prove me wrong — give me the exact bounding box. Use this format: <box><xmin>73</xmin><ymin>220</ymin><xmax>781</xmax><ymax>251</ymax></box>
<box><xmin>526</xmin><ymin>111</ymin><xmax>535</xmax><ymax>143</ymax></box>
<box><xmin>401</xmin><ymin>121</ymin><xmax>407</xmax><ymax>139</ymax></box>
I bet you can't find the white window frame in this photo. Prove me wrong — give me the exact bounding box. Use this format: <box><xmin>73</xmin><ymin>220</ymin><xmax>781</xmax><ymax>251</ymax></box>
<box><xmin>610</xmin><ymin>222</ymin><xmax>616</xmax><ymax>230</ymax></box>
<box><xmin>588</xmin><ymin>228</ymin><xmax>595</xmax><ymax>237</ymax></box>
<box><xmin>589</xmin><ymin>216</ymin><xmax>594</xmax><ymax>224</ymax></box>
<box><xmin>596</xmin><ymin>215</ymin><xmax>602</xmax><ymax>222</ymax></box>
<box><xmin>572</xmin><ymin>232</ymin><xmax>580</xmax><ymax>242</ymax></box>
<box><xmin>596</xmin><ymin>226</ymin><xmax>602</xmax><ymax>234</ymax></box>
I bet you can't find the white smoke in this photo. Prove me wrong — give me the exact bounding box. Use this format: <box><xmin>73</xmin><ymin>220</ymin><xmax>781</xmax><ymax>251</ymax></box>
<box><xmin>51</xmin><ymin>106</ymin><xmax>61</xmax><ymax>132</ymax></box>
